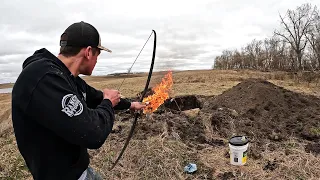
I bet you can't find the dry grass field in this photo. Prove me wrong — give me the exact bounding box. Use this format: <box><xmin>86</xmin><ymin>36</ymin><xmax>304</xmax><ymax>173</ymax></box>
<box><xmin>0</xmin><ymin>69</ymin><xmax>320</xmax><ymax>179</ymax></box>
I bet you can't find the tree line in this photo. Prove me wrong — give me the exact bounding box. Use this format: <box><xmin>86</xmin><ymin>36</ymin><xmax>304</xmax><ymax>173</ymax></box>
<box><xmin>214</xmin><ymin>3</ymin><xmax>320</xmax><ymax>71</ymax></box>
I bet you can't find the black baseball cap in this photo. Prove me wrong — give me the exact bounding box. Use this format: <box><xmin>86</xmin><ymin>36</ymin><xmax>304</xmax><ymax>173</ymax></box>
<box><xmin>60</xmin><ymin>21</ymin><xmax>112</xmax><ymax>53</ymax></box>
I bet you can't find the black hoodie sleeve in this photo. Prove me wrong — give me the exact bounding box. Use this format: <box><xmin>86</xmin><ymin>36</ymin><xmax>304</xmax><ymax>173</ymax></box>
<box><xmin>84</xmin><ymin>83</ymin><xmax>104</xmax><ymax>109</ymax></box>
<box><xmin>115</xmin><ymin>98</ymin><xmax>132</xmax><ymax>110</ymax></box>
<box><xmin>27</xmin><ymin>72</ymin><xmax>115</xmax><ymax>149</ymax></box>
<box><xmin>84</xmin><ymin>81</ymin><xmax>132</xmax><ymax>110</ymax></box>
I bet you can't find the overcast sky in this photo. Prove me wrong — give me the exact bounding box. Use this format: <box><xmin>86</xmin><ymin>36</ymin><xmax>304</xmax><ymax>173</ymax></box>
<box><xmin>0</xmin><ymin>0</ymin><xmax>319</xmax><ymax>84</ymax></box>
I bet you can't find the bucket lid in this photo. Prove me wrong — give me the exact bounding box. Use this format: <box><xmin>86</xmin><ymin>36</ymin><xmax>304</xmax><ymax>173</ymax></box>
<box><xmin>229</xmin><ymin>136</ymin><xmax>249</xmax><ymax>146</ymax></box>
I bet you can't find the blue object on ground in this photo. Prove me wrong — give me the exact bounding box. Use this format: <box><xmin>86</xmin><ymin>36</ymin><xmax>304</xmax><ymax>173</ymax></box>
<box><xmin>184</xmin><ymin>163</ymin><xmax>197</xmax><ymax>173</ymax></box>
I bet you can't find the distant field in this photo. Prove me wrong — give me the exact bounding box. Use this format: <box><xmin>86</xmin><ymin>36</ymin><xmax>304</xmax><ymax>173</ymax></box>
<box><xmin>0</xmin><ymin>83</ymin><xmax>14</xmax><ymax>89</ymax></box>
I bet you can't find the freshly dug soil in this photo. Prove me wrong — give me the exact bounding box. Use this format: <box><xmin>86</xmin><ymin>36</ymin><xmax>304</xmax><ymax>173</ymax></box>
<box><xmin>204</xmin><ymin>78</ymin><xmax>320</xmax><ymax>142</ymax></box>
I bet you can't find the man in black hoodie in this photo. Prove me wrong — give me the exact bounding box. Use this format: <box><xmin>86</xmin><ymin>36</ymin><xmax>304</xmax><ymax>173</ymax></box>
<box><xmin>11</xmin><ymin>21</ymin><xmax>146</xmax><ymax>180</ymax></box>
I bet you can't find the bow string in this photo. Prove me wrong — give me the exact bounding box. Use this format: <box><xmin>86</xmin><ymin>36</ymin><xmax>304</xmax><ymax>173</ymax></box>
<box><xmin>110</xmin><ymin>30</ymin><xmax>157</xmax><ymax>170</ymax></box>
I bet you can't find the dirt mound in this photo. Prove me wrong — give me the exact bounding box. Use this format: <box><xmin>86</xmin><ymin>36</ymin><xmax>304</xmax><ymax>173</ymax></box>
<box><xmin>205</xmin><ymin>78</ymin><xmax>320</xmax><ymax>142</ymax></box>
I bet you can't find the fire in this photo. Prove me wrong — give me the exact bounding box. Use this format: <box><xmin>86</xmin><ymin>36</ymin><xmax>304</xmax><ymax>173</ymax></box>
<box><xmin>142</xmin><ymin>71</ymin><xmax>173</xmax><ymax>114</ymax></box>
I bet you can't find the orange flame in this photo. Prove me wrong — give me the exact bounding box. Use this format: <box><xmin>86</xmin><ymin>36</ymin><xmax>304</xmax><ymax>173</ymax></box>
<box><xmin>142</xmin><ymin>71</ymin><xmax>173</xmax><ymax>114</ymax></box>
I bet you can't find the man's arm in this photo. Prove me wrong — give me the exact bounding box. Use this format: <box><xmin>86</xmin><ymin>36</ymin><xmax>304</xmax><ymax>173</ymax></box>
<box><xmin>115</xmin><ymin>98</ymin><xmax>132</xmax><ymax>110</ymax></box>
<box><xmin>27</xmin><ymin>73</ymin><xmax>115</xmax><ymax>149</ymax></box>
<box><xmin>83</xmin><ymin>80</ymin><xmax>131</xmax><ymax>110</ymax></box>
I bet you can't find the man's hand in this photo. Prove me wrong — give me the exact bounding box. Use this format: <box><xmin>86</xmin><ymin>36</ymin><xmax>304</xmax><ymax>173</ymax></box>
<box><xmin>130</xmin><ymin>102</ymin><xmax>147</xmax><ymax>111</ymax></box>
<box><xmin>102</xmin><ymin>89</ymin><xmax>121</xmax><ymax>107</ymax></box>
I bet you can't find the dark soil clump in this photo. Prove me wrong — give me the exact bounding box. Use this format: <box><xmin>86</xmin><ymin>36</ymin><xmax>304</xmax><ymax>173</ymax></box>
<box><xmin>305</xmin><ymin>143</ymin><xmax>320</xmax><ymax>155</ymax></box>
<box><xmin>263</xmin><ymin>159</ymin><xmax>279</xmax><ymax>171</ymax></box>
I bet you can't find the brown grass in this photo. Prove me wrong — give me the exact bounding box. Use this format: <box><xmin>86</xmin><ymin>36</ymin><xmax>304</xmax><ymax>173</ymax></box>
<box><xmin>1</xmin><ymin>69</ymin><xmax>320</xmax><ymax>179</ymax></box>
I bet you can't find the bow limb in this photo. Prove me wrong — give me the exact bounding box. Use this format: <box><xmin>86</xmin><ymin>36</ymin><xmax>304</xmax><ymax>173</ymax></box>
<box><xmin>109</xmin><ymin>30</ymin><xmax>157</xmax><ymax>170</ymax></box>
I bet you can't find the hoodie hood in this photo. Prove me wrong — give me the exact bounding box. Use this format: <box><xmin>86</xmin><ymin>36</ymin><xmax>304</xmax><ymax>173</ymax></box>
<box><xmin>22</xmin><ymin>48</ymin><xmax>60</xmax><ymax>69</ymax></box>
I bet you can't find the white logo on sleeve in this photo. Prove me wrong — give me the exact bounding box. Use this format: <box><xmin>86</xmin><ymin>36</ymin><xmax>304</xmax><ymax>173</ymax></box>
<box><xmin>61</xmin><ymin>94</ymin><xmax>83</xmax><ymax>117</ymax></box>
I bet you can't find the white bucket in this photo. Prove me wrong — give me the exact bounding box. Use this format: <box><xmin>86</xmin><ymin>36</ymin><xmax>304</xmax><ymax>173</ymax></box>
<box><xmin>229</xmin><ymin>136</ymin><xmax>249</xmax><ymax>166</ymax></box>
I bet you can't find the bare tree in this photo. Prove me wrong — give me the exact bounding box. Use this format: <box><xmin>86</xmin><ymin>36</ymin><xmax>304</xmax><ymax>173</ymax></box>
<box><xmin>305</xmin><ymin>10</ymin><xmax>320</xmax><ymax>69</ymax></box>
<box><xmin>214</xmin><ymin>50</ymin><xmax>234</xmax><ymax>69</ymax></box>
<box><xmin>232</xmin><ymin>49</ymin><xmax>244</xmax><ymax>69</ymax></box>
<box><xmin>213</xmin><ymin>56</ymin><xmax>222</xmax><ymax>69</ymax></box>
<box><xmin>274</xmin><ymin>3</ymin><xmax>317</xmax><ymax>70</ymax></box>
<box><xmin>244</xmin><ymin>39</ymin><xmax>263</xmax><ymax>69</ymax></box>
<box><xmin>263</xmin><ymin>37</ymin><xmax>277</xmax><ymax>70</ymax></box>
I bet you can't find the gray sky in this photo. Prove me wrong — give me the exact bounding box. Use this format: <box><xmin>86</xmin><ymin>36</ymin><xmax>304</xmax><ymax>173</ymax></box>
<box><xmin>0</xmin><ymin>0</ymin><xmax>318</xmax><ymax>83</ymax></box>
